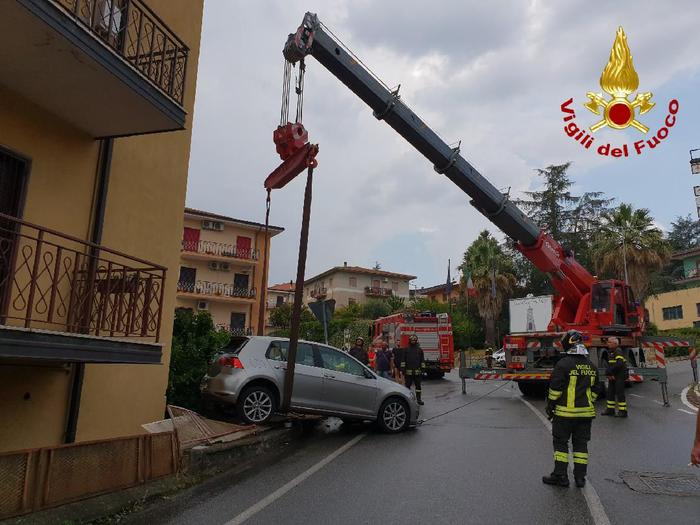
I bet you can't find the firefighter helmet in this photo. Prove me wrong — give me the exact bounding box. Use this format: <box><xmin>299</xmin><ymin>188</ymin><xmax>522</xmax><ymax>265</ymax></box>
<box><xmin>409</xmin><ymin>334</ymin><xmax>418</xmax><ymax>344</ymax></box>
<box><xmin>355</xmin><ymin>336</ymin><xmax>364</xmax><ymax>344</ymax></box>
<box><xmin>561</xmin><ymin>330</ymin><xmax>583</xmax><ymax>352</ymax></box>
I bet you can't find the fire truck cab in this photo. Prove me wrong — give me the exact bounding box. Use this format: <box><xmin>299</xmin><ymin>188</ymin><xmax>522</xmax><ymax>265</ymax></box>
<box><xmin>370</xmin><ymin>312</ymin><xmax>454</xmax><ymax>378</ymax></box>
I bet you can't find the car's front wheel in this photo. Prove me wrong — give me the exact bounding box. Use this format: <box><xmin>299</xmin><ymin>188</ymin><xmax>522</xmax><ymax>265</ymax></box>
<box><xmin>237</xmin><ymin>385</ymin><xmax>276</xmax><ymax>424</ymax></box>
<box><xmin>377</xmin><ymin>397</ymin><xmax>410</xmax><ymax>433</ymax></box>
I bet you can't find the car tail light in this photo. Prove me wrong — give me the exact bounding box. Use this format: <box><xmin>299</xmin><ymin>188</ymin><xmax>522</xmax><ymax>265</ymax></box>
<box><xmin>218</xmin><ymin>355</ymin><xmax>244</xmax><ymax>369</ymax></box>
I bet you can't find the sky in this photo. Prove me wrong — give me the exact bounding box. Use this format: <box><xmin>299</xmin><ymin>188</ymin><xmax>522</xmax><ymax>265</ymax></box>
<box><xmin>186</xmin><ymin>0</ymin><xmax>700</xmax><ymax>289</ymax></box>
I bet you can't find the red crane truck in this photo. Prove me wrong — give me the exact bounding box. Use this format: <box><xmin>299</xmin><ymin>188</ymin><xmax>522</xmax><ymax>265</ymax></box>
<box><xmin>275</xmin><ymin>13</ymin><xmax>694</xmax><ymax>403</ymax></box>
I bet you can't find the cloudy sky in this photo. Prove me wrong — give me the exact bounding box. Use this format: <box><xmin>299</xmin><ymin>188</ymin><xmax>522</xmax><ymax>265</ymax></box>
<box><xmin>186</xmin><ymin>0</ymin><xmax>700</xmax><ymax>289</ymax></box>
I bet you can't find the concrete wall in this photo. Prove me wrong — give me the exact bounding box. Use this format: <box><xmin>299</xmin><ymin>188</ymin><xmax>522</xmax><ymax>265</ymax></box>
<box><xmin>304</xmin><ymin>271</ymin><xmax>412</xmax><ymax>308</ymax></box>
<box><xmin>0</xmin><ymin>0</ymin><xmax>205</xmax><ymax>451</ymax></box>
<box><xmin>646</xmin><ymin>287</ymin><xmax>700</xmax><ymax>330</ymax></box>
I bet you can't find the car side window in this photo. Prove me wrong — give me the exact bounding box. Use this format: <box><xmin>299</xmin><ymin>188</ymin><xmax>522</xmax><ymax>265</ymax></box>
<box><xmin>266</xmin><ymin>341</ymin><xmax>316</xmax><ymax>366</ymax></box>
<box><xmin>319</xmin><ymin>346</ymin><xmax>365</xmax><ymax>377</ymax></box>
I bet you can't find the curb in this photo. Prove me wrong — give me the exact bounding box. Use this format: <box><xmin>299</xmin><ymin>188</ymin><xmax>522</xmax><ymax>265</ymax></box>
<box><xmin>1</xmin><ymin>424</ymin><xmax>305</xmax><ymax>525</ymax></box>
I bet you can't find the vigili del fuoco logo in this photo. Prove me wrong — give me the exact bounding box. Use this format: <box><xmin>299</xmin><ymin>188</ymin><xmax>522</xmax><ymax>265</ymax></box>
<box><xmin>560</xmin><ymin>27</ymin><xmax>678</xmax><ymax>158</ymax></box>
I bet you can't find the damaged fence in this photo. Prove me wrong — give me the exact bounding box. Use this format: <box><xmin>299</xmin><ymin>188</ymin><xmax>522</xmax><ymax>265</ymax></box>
<box><xmin>0</xmin><ymin>431</ymin><xmax>178</xmax><ymax>520</ymax></box>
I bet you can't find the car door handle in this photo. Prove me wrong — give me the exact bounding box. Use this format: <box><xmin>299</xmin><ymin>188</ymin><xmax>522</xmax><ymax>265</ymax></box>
<box><xmin>323</xmin><ymin>373</ymin><xmax>335</xmax><ymax>379</ymax></box>
<box><xmin>274</xmin><ymin>364</ymin><xmax>287</xmax><ymax>370</ymax></box>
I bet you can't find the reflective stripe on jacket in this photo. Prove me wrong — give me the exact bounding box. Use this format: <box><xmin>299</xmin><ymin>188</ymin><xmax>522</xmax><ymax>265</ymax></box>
<box><xmin>548</xmin><ymin>354</ymin><xmax>603</xmax><ymax>418</ymax></box>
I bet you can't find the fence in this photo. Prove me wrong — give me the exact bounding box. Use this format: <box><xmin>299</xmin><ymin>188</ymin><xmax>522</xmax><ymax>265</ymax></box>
<box><xmin>0</xmin><ymin>431</ymin><xmax>178</xmax><ymax>519</ymax></box>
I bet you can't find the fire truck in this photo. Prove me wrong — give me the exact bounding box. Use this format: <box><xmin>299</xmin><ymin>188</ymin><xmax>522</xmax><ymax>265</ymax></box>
<box><xmin>274</xmin><ymin>13</ymin><xmax>695</xmax><ymax>403</ymax></box>
<box><xmin>369</xmin><ymin>312</ymin><xmax>454</xmax><ymax>378</ymax></box>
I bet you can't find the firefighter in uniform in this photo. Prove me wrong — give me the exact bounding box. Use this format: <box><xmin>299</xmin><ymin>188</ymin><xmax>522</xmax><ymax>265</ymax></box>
<box><xmin>543</xmin><ymin>330</ymin><xmax>603</xmax><ymax>488</ymax></box>
<box><xmin>402</xmin><ymin>334</ymin><xmax>425</xmax><ymax>405</ymax></box>
<box><xmin>601</xmin><ymin>337</ymin><xmax>628</xmax><ymax>417</ymax></box>
<box><xmin>349</xmin><ymin>337</ymin><xmax>369</xmax><ymax>366</ymax></box>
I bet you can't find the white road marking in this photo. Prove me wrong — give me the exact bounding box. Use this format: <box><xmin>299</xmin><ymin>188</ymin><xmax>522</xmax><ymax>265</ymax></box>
<box><xmin>678</xmin><ymin>409</ymin><xmax>697</xmax><ymax>416</ymax></box>
<box><xmin>680</xmin><ymin>386</ymin><xmax>699</xmax><ymax>413</ymax></box>
<box><xmin>653</xmin><ymin>400</ymin><xmax>664</xmax><ymax>405</ymax></box>
<box><xmin>520</xmin><ymin>398</ymin><xmax>612</xmax><ymax>525</ymax></box>
<box><xmin>629</xmin><ymin>393</ymin><xmax>644</xmax><ymax>398</ymax></box>
<box><xmin>224</xmin><ymin>433</ymin><xmax>367</xmax><ymax>525</ymax></box>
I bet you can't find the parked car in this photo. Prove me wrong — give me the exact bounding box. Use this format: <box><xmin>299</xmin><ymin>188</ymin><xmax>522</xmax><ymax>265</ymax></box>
<box><xmin>201</xmin><ymin>336</ymin><xmax>419</xmax><ymax>433</ymax></box>
<box><xmin>492</xmin><ymin>348</ymin><xmax>506</xmax><ymax>367</ymax></box>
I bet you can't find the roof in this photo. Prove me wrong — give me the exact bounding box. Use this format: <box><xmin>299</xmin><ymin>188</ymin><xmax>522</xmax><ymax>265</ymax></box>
<box><xmin>671</xmin><ymin>245</ymin><xmax>700</xmax><ymax>260</ymax></box>
<box><xmin>415</xmin><ymin>281</ymin><xmax>460</xmax><ymax>294</ymax></box>
<box><xmin>304</xmin><ymin>265</ymin><xmax>416</xmax><ymax>285</ymax></box>
<box><xmin>184</xmin><ymin>207</ymin><xmax>284</xmax><ymax>235</ymax></box>
<box><xmin>268</xmin><ymin>282</ymin><xmax>295</xmax><ymax>292</ymax></box>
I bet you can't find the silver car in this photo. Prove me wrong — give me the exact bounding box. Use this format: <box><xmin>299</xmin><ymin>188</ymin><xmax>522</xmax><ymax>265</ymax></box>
<box><xmin>201</xmin><ymin>336</ymin><xmax>419</xmax><ymax>433</ymax></box>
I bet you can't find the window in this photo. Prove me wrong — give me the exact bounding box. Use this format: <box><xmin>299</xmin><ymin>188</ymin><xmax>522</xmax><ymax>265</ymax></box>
<box><xmin>696</xmin><ymin>303</ymin><xmax>700</xmax><ymax>317</ymax></box>
<box><xmin>662</xmin><ymin>305</ymin><xmax>683</xmax><ymax>320</ymax></box>
<box><xmin>348</xmin><ymin>298</ymin><xmax>357</xmax><ymax>306</ymax></box>
<box><xmin>329</xmin><ymin>277</ymin><xmax>333</xmax><ymax>287</ymax></box>
<box><xmin>349</xmin><ymin>276</ymin><xmax>357</xmax><ymax>288</ymax></box>
<box><xmin>694</xmin><ymin>321</ymin><xmax>700</xmax><ymax>329</ymax></box>
<box><xmin>392</xmin><ymin>281</ymin><xmax>399</xmax><ymax>292</ymax></box>
<box><xmin>276</xmin><ymin>295</ymin><xmax>284</xmax><ymax>307</ymax></box>
<box><xmin>265</xmin><ymin>341</ymin><xmax>316</xmax><ymax>366</ymax></box>
<box><xmin>318</xmin><ymin>346</ymin><xmax>366</xmax><ymax>377</ymax></box>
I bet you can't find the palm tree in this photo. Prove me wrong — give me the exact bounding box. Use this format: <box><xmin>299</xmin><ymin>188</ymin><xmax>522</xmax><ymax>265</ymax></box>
<box><xmin>459</xmin><ymin>231</ymin><xmax>516</xmax><ymax>347</ymax></box>
<box><xmin>591</xmin><ymin>203</ymin><xmax>670</xmax><ymax>302</ymax></box>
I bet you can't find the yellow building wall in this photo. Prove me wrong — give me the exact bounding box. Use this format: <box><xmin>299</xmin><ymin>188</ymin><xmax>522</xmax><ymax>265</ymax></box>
<box><xmin>76</xmin><ymin>1</ymin><xmax>205</xmax><ymax>442</ymax></box>
<box><xmin>646</xmin><ymin>288</ymin><xmax>700</xmax><ymax>330</ymax></box>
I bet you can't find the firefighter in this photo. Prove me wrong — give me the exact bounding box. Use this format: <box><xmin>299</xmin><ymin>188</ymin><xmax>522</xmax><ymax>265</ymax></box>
<box><xmin>392</xmin><ymin>341</ymin><xmax>405</xmax><ymax>382</ymax></box>
<box><xmin>601</xmin><ymin>337</ymin><xmax>628</xmax><ymax>418</ymax></box>
<box><xmin>349</xmin><ymin>337</ymin><xmax>369</xmax><ymax>366</ymax></box>
<box><xmin>402</xmin><ymin>334</ymin><xmax>425</xmax><ymax>405</ymax></box>
<box><xmin>542</xmin><ymin>330</ymin><xmax>603</xmax><ymax>488</ymax></box>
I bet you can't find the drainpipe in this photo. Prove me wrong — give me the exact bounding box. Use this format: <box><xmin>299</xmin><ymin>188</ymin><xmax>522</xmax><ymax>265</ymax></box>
<box><xmin>64</xmin><ymin>138</ymin><xmax>113</xmax><ymax>443</ymax></box>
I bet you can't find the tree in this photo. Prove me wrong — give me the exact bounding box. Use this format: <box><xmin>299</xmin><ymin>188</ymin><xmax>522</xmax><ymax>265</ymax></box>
<box><xmin>386</xmin><ymin>294</ymin><xmax>406</xmax><ymax>313</ymax></box>
<box><xmin>566</xmin><ymin>191</ymin><xmax>615</xmax><ymax>268</ymax></box>
<box><xmin>361</xmin><ymin>299</ymin><xmax>392</xmax><ymax>320</ymax></box>
<box><xmin>268</xmin><ymin>302</ymin><xmax>315</xmax><ymax>332</ymax></box>
<box><xmin>667</xmin><ymin>214</ymin><xmax>700</xmax><ymax>251</ymax></box>
<box><xmin>168</xmin><ymin>310</ymin><xmax>230</xmax><ymax>410</ymax></box>
<box><xmin>591</xmin><ymin>203</ymin><xmax>670</xmax><ymax>302</ymax></box>
<box><xmin>459</xmin><ymin>230</ymin><xmax>517</xmax><ymax>347</ymax></box>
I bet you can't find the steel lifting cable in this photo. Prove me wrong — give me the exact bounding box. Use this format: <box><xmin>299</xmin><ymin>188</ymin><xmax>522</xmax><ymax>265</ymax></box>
<box><xmin>256</xmin><ymin>190</ymin><xmax>272</xmax><ymax>335</ymax></box>
<box><xmin>417</xmin><ymin>380</ymin><xmax>513</xmax><ymax>425</ymax></box>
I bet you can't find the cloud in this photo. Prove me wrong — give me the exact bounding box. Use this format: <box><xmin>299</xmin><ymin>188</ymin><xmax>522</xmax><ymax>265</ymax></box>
<box><xmin>188</xmin><ymin>0</ymin><xmax>700</xmax><ymax>288</ymax></box>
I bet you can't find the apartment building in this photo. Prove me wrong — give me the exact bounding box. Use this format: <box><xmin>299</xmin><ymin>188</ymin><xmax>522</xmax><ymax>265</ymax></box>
<box><xmin>0</xmin><ymin>0</ymin><xmax>203</xmax><ymax>452</ymax></box>
<box><xmin>646</xmin><ymin>246</ymin><xmax>700</xmax><ymax>330</ymax></box>
<box><xmin>176</xmin><ymin>208</ymin><xmax>283</xmax><ymax>335</ymax></box>
<box><xmin>265</xmin><ymin>281</ymin><xmax>295</xmax><ymax>333</ymax></box>
<box><xmin>304</xmin><ymin>263</ymin><xmax>415</xmax><ymax>308</ymax></box>
<box><xmin>415</xmin><ymin>282</ymin><xmax>462</xmax><ymax>304</ymax></box>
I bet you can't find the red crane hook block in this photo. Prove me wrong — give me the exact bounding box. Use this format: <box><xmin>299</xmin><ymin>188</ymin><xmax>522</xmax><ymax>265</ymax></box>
<box><xmin>265</xmin><ymin>142</ymin><xmax>319</xmax><ymax>190</ymax></box>
<box><xmin>274</xmin><ymin>122</ymin><xmax>309</xmax><ymax>160</ymax></box>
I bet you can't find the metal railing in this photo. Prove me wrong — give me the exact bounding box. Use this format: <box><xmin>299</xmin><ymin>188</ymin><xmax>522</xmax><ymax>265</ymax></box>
<box><xmin>310</xmin><ymin>287</ymin><xmax>327</xmax><ymax>298</ymax></box>
<box><xmin>365</xmin><ymin>286</ymin><xmax>393</xmax><ymax>297</ymax></box>
<box><xmin>177</xmin><ymin>280</ymin><xmax>256</xmax><ymax>299</ymax></box>
<box><xmin>181</xmin><ymin>239</ymin><xmax>259</xmax><ymax>261</ymax></box>
<box><xmin>215</xmin><ymin>324</ymin><xmax>253</xmax><ymax>337</ymax></box>
<box><xmin>0</xmin><ymin>213</ymin><xmax>166</xmax><ymax>341</ymax></box>
<box><xmin>52</xmin><ymin>0</ymin><xmax>189</xmax><ymax>105</ymax></box>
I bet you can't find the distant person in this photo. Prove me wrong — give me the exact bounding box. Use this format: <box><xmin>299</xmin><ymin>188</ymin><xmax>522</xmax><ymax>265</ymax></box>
<box><xmin>392</xmin><ymin>341</ymin><xmax>405</xmax><ymax>383</ymax></box>
<box><xmin>402</xmin><ymin>334</ymin><xmax>425</xmax><ymax>405</ymax></box>
<box><xmin>601</xmin><ymin>337</ymin><xmax>628</xmax><ymax>418</ymax></box>
<box><xmin>375</xmin><ymin>342</ymin><xmax>392</xmax><ymax>378</ymax></box>
<box><xmin>349</xmin><ymin>337</ymin><xmax>369</xmax><ymax>366</ymax></box>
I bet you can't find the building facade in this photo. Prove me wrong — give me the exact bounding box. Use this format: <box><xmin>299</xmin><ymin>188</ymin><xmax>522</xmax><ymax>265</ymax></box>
<box><xmin>304</xmin><ymin>264</ymin><xmax>415</xmax><ymax>308</ymax></box>
<box><xmin>265</xmin><ymin>281</ymin><xmax>295</xmax><ymax>333</ymax></box>
<box><xmin>176</xmin><ymin>208</ymin><xmax>283</xmax><ymax>335</ymax></box>
<box><xmin>415</xmin><ymin>282</ymin><xmax>462</xmax><ymax>304</ymax></box>
<box><xmin>0</xmin><ymin>0</ymin><xmax>204</xmax><ymax>452</ymax></box>
<box><xmin>645</xmin><ymin>247</ymin><xmax>700</xmax><ymax>330</ymax></box>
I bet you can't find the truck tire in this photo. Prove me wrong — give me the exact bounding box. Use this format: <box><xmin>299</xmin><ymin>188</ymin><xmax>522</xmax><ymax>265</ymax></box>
<box><xmin>517</xmin><ymin>381</ymin><xmax>547</xmax><ymax>398</ymax></box>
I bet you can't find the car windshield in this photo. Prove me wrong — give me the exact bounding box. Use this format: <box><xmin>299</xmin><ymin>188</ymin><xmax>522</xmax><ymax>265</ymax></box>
<box><xmin>224</xmin><ymin>336</ymin><xmax>249</xmax><ymax>355</ymax></box>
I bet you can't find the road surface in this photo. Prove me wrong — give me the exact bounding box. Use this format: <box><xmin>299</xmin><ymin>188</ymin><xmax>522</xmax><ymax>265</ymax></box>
<box><xmin>128</xmin><ymin>361</ymin><xmax>698</xmax><ymax>525</ymax></box>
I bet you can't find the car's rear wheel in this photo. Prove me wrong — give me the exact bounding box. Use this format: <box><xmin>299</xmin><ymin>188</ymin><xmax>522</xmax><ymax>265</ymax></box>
<box><xmin>377</xmin><ymin>397</ymin><xmax>410</xmax><ymax>433</ymax></box>
<box><xmin>237</xmin><ymin>385</ymin><xmax>276</xmax><ymax>424</ymax></box>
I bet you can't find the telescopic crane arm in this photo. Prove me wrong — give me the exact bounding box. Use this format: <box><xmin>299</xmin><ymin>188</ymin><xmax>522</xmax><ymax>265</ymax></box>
<box><xmin>284</xmin><ymin>13</ymin><xmax>595</xmax><ymax>326</ymax></box>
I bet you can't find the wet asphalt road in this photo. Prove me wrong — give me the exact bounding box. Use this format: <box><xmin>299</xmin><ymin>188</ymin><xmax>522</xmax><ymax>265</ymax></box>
<box><xmin>128</xmin><ymin>361</ymin><xmax>698</xmax><ymax>525</ymax></box>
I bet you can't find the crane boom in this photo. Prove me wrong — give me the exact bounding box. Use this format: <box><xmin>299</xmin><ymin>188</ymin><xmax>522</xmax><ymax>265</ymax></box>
<box><xmin>283</xmin><ymin>12</ymin><xmax>596</xmax><ymax>326</ymax></box>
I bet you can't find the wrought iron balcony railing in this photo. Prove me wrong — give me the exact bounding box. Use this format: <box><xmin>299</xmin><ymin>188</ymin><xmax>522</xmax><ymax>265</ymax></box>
<box><xmin>365</xmin><ymin>286</ymin><xmax>393</xmax><ymax>297</ymax></box>
<box><xmin>181</xmin><ymin>239</ymin><xmax>260</xmax><ymax>261</ymax></box>
<box><xmin>177</xmin><ymin>280</ymin><xmax>257</xmax><ymax>300</ymax></box>
<box><xmin>0</xmin><ymin>213</ymin><xmax>166</xmax><ymax>341</ymax></box>
<box><xmin>52</xmin><ymin>0</ymin><xmax>189</xmax><ymax>105</ymax></box>
<box><xmin>215</xmin><ymin>324</ymin><xmax>253</xmax><ymax>337</ymax></box>
<box><xmin>310</xmin><ymin>287</ymin><xmax>327</xmax><ymax>299</ymax></box>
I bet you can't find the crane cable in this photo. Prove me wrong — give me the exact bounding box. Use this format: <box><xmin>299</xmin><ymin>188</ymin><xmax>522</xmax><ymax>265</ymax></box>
<box><xmin>417</xmin><ymin>380</ymin><xmax>513</xmax><ymax>425</ymax></box>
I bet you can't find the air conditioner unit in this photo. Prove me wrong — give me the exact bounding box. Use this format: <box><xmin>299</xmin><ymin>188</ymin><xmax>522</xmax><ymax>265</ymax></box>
<box><xmin>202</xmin><ymin>220</ymin><xmax>213</xmax><ymax>230</ymax></box>
<box><xmin>212</xmin><ymin>221</ymin><xmax>224</xmax><ymax>231</ymax></box>
<box><xmin>197</xmin><ymin>300</ymin><xmax>209</xmax><ymax>311</ymax></box>
<box><xmin>383</xmin><ymin>277</ymin><xmax>389</xmax><ymax>282</ymax></box>
<box><xmin>209</xmin><ymin>261</ymin><xmax>220</xmax><ymax>270</ymax></box>
<box><xmin>220</xmin><ymin>262</ymin><xmax>231</xmax><ymax>271</ymax></box>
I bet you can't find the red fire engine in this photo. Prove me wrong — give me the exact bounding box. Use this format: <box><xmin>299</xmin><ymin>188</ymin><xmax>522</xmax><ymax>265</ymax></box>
<box><xmin>369</xmin><ymin>312</ymin><xmax>454</xmax><ymax>378</ymax></box>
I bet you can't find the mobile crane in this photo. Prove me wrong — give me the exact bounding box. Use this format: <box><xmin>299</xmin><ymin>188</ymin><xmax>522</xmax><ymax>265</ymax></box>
<box><xmin>273</xmin><ymin>12</ymin><xmax>691</xmax><ymax>400</ymax></box>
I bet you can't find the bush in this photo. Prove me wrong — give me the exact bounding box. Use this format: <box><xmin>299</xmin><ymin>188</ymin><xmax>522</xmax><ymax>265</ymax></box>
<box><xmin>167</xmin><ymin>310</ymin><xmax>230</xmax><ymax>410</ymax></box>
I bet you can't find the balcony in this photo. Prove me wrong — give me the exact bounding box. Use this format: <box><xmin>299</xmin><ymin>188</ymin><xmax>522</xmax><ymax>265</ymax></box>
<box><xmin>0</xmin><ymin>0</ymin><xmax>189</xmax><ymax>137</ymax></box>
<box><xmin>181</xmin><ymin>239</ymin><xmax>259</xmax><ymax>265</ymax></box>
<box><xmin>310</xmin><ymin>287</ymin><xmax>327</xmax><ymax>299</ymax></box>
<box><xmin>215</xmin><ymin>324</ymin><xmax>253</xmax><ymax>337</ymax></box>
<box><xmin>673</xmin><ymin>267</ymin><xmax>700</xmax><ymax>285</ymax></box>
<box><xmin>177</xmin><ymin>280</ymin><xmax>257</xmax><ymax>302</ymax></box>
<box><xmin>0</xmin><ymin>213</ymin><xmax>165</xmax><ymax>363</ymax></box>
<box><xmin>365</xmin><ymin>286</ymin><xmax>393</xmax><ymax>297</ymax></box>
